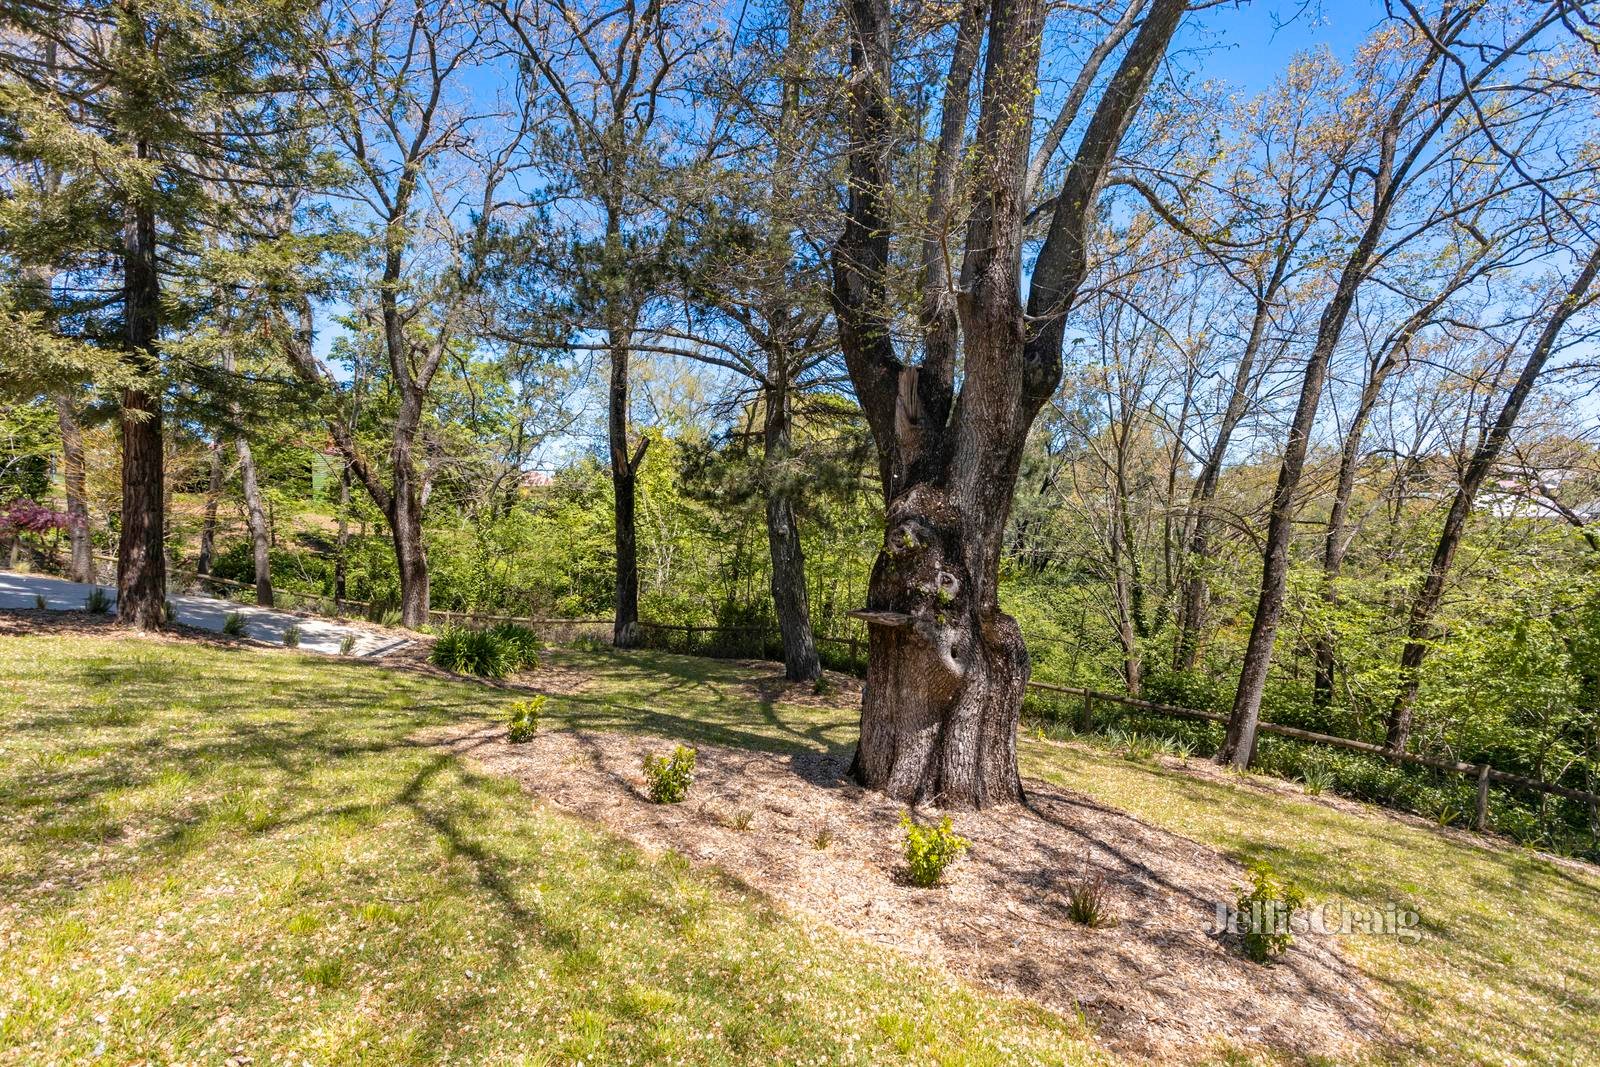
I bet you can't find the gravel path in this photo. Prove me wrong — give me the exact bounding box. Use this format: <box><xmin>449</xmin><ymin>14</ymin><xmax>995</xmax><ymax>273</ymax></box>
<box><xmin>0</xmin><ymin>570</ymin><xmax>411</xmax><ymax>657</ymax></box>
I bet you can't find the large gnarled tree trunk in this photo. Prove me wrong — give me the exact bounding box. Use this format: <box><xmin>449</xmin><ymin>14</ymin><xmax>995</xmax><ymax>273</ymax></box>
<box><xmin>835</xmin><ymin>0</ymin><xmax>1185</xmax><ymax>807</ymax></box>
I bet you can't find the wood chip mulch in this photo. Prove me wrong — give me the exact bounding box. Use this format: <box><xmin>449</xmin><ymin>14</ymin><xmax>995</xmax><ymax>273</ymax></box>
<box><xmin>432</xmin><ymin>724</ymin><xmax>1388</xmax><ymax>1062</ymax></box>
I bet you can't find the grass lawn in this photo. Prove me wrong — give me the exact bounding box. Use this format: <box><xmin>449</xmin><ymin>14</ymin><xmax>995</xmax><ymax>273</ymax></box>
<box><xmin>1</xmin><ymin>632</ymin><xmax>1597</xmax><ymax>1065</ymax></box>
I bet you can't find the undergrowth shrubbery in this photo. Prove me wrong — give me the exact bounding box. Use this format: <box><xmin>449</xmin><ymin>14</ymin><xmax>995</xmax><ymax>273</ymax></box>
<box><xmin>1234</xmin><ymin>861</ymin><xmax>1306</xmax><ymax>962</ymax></box>
<box><xmin>1020</xmin><ymin>687</ymin><xmax>1597</xmax><ymax>860</ymax></box>
<box><xmin>900</xmin><ymin>812</ymin><xmax>969</xmax><ymax>887</ymax></box>
<box><xmin>642</xmin><ymin>744</ymin><xmax>696</xmax><ymax>803</ymax></box>
<box><xmin>221</xmin><ymin>612</ymin><xmax>247</xmax><ymax>637</ymax></box>
<box><xmin>506</xmin><ymin>696</ymin><xmax>547</xmax><ymax>742</ymax></box>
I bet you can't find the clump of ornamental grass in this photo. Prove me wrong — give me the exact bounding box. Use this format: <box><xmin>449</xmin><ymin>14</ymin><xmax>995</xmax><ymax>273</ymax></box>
<box><xmin>486</xmin><ymin>622</ymin><xmax>542</xmax><ymax>672</ymax></box>
<box><xmin>222</xmin><ymin>612</ymin><xmax>247</xmax><ymax>637</ymax></box>
<box><xmin>282</xmin><ymin>624</ymin><xmax>302</xmax><ymax>649</ymax></box>
<box><xmin>430</xmin><ymin>626</ymin><xmax>512</xmax><ymax>678</ymax></box>
<box><xmin>1064</xmin><ymin>855</ymin><xmax>1116</xmax><ymax>928</ymax></box>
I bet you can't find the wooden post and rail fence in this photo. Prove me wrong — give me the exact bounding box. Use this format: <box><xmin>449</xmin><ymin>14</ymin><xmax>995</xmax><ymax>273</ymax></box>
<box><xmin>72</xmin><ymin>553</ymin><xmax>1600</xmax><ymax>832</ymax></box>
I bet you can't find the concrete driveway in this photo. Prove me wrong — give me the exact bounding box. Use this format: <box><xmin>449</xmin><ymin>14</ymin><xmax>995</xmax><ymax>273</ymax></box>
<box><xmin>0</xmin><ymin>570</ymin><xmax>412</xmax><ymax>658</ymax></box>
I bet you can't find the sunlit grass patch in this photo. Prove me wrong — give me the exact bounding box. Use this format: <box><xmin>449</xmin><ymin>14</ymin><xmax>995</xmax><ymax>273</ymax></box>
<box><xmin>0</xmin><ymin>634</ymin><xmax>1100</xmax><ymax>1066</ymax></box>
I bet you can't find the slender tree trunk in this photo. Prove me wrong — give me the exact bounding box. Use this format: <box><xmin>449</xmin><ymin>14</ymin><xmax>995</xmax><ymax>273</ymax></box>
<box><xmin>1218</xmin><ymin>42</ymin><xmax>1455</xmax><ymax>767</ymax></box>
<box><xmin>390</xmin><ymin>440</ymin><xmax>430</xmax><ymax>628</ymax></box>
<box><xmin>236</xmin><ymin>436</ymin><xmax>273</xmax><ymax>607</ymax></box>
<box><xmin>607</xmin><ymin>300</ymin><xmax>645</xmax><ymax>647</ymax></box>
<box><xmin>197</xmin><ymin>438</ymin><xmax>224</xmax><ymax>577</ymax></box>
<box><xmin>1384</xmin><ymin>241</ymin><xmax>1600</xmax><ymax>751</ymax></box>
<box><xmin>1174</xmin><ymin>285</ymin><xmax>1278</xmax><ymax>670</ymax></box>
<box><xmin>54</xmin><ymin>393</ymin><xmax>93</xmax><ymax>584</ymax></box>
<box><xmin>116</xmin><ymin>165</ymin><xmax>166</xmax><ymax>630</ymax></box>
<box><xmin>763</xmin><ymin>377</ymin><xmax>820</xmax><ymax>681</ymax></box>
<box><xmin>335</xmin><ymin>461</ymin><xmax>349</xmax><ymax>608</ymax></box>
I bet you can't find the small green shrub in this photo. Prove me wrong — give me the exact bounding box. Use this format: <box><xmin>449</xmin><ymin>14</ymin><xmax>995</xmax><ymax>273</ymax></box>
<box><xmin>900</xmin><ymin>812</ymin><xmax>970</xmax><ymax>887</ymax></box>
<box><xmin>282</xmin><ymin>624</ymin><xmax>302</xmax><ymax>649</ymax></box>
<box><xmin>339</xmin><ymin>634</ymin><xmax>357</xmax><ymax>656</ymax></box>
<box><xmin>221</xmin><ymin>612</ymin><xmax>247</xmax><ymax>637</ymax></box>
<box><xmin>642</xmin><ymin>744</ymin><xmax>696</xmax><ymax>803</ymax></box>
<box><xmin>486</xmin><ymin>622</ymin><xmax>541</xmax><ymax>671</ymax></box>
<box><xmin>33</xmin><ymin>593</ymin><xmax>46</xmax><ymax>610</ymax></box>
<box><xmin>723</xmin><ymin>808</ymin><xmax>755</xmax><ymax>831</ymax></box>
<box><xmin>430</xmin><ymin>626</ymin><xmax>512</xmax><ymax>678</ymax></box>
<box><xmin>569</xmin><ymin>633</ymin><xmax>609</xmax><ymax>653</ymax></box>
<box><xmin>1234</xmin><ymin>861</ymin><xmax>1306</xmax><ymax>962</ymax></box>
<box><xmin>812</xmin><ymin>674</ymin><xmax>833</xmax><ymax>696</ymax></box>
<box><xmin>84</xmin><ymin>588</ymin><xmax>110</xmax><ymax>614</ymax></box>
<box><xmin>162</xmin><ymin>600</ymin><xmax>178</xmax><ymax>626</ymax></box>
<box><xmin>506</xmin><ymin>696</ymin><xmax>547</xmax><ymax>743</ymax></box>
<box><xmin>811</xmin><ymin>823</ymin><xmax>834</xmax><ymax>850</ymax></box>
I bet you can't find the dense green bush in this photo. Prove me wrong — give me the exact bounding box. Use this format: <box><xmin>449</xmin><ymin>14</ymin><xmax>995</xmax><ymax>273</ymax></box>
<box><xmin>222</xmin><ymin>611</ymin><xmax>247</xmax><ymax>636</ymax></box>
<box><xmin>900</xmin><ymin>812</ymin><xmax>969</xmax><ymax>887</ymax></box>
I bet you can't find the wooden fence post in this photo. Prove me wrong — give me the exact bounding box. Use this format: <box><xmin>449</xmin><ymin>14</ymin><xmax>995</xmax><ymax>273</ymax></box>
<box><xmin>1080</xmin><ymin>691</ymin><xmax>1094</xmax><ymax>734</ymax></box>
<box><xmin>1474</xmin><ymin>764</ymin><xmax>1492</xmax><ymax>831</ymax></box>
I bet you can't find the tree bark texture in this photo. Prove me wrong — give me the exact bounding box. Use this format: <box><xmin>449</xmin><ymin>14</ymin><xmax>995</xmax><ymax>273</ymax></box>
<box><xmin>834</xmin><ymin>0</ymin><xmax>1185</xmax><ymax>807</ymax></box>
<box><xmin>608</xmin><ymin>306</ymin><xmax>646</xmax><ymax>647</ymax></box>
<box><xmin>116</xmin><ymin>176</ymin><xmax>166</xmax><ymax>630</ymax></box>
<box><xmin>763</xmin><ymin>379</ymin><xmax>821</xmax><ymax>681</ymax></box>
<box><xmin>237</xmin><ymin>435</ymin><xmax>273</xmax><ymax>607</ymax></box>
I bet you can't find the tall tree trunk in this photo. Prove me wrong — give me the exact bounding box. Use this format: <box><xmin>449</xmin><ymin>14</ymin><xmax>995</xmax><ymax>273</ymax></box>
<box><xmin>196</xmin><ymin>438</ymin><xmax>224</xmax><ymax>577</ymax></box>
<box><xmin>1174</xmin><ymin>286</ymin><xmax>1278</xmax><ymax>670</ymax></box>
<box><xmin>390</xmin><ymin>439</ymin><xmax>430</xmax><ymax>628</ymax></box>
<box><xmin>237</xmin><ymin>435</ymin><xmax>273</xmax><ymax>607</ymax></box>
<box><xmin>1384</xmin><ymin>241</ymin><xmax>1600</xmax><ymax>751</ymax></box>
<box><xmin>608</xmin><ymin>303</ymin><xmax>645</xmax><ymax>647</ymax></box>
<box><xmin>335</xmin><ymin>460</ymin><xmax>349</xmax><ymax>608</ymax></box>
<box><xmin>54</xmin><ymin>393</ymin><xmax>93</xmax><ymax>584</ymax></box>
<box><xmin>763</xmin><ymin>377</ymin><xmax>820</xmax><ymax>681</ymax></box>
<box><xmin>116</xmin><ymin>167</ymin><xmax>166</xmax><ymax>630</ymax></box>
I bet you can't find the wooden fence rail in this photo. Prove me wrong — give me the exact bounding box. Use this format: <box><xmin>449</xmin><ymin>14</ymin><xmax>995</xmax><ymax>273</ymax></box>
<box><xmin>1026</xmin><ymin>680</ymin><xmax>1600</xmax><ymax>829</ymax></box>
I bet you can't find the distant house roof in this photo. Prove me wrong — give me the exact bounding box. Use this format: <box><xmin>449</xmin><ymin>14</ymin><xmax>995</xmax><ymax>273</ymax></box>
<box><xmin>519</xmin><ymin>470</ymin><xmax>554</xmax><ymax>490</ymax></box>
